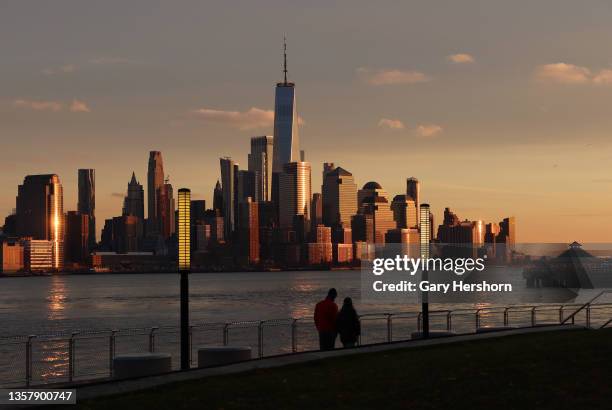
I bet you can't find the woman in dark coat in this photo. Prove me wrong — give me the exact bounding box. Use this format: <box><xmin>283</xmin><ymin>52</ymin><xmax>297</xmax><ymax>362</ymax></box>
<box><xmin>335</xmin><ymin>297</ymin><xmax>361</xmax><ymax>348</ymax></box>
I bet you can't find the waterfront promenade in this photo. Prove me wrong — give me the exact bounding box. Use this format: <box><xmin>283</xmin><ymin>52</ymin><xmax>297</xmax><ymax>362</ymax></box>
<box><xmin>68</xmin><ymin>325</ymin><xmax>611</xmax><ymax>409</ymax></box>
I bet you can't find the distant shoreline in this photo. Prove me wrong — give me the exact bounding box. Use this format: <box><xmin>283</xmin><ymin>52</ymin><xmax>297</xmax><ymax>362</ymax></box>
<box><xmin>0</xmin><ymin>266</ymin><xmax>360</xmax><ymax>278</ymax></box>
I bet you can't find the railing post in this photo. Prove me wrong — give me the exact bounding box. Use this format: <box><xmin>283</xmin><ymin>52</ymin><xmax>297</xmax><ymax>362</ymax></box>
<box><xmin>446</xmin><ymin>312</ymin><xmax>452</xmax><ymax>332</ymax></box>
<box><xmin>559</xmin><ymin>306</ymin><xmax>564</xmax><ymax>324</ymax></box>
<box><xmin>291</xmin><ymin>319</ymin><xmax>298</xmax><ymax>353</ymax></box>
<box><xmin>223</xmin><ymin>323</ymin><xmax>229</xmax><ymax>346</ymax></box>
<box><xmin>189</xmin><ymin>325</ymin><xmax>194</xmax><ymax>365</ymax></box>
<box><xmin>586</xmin><ymin>305</ymin><xmax>591</xmax><ymax>328</ymax></box>
<box><xmin>68</xmin><ymin>332</ymin><xmax>78</xmax><ymax>383</ymax></box>
<box><xmin>475</xmin><ymin>309</ymin><xmax>480</xmax><ymax>330</ymax></box>
<box><xmin>109</xmin><ymin>330</ymin><xmax>117</xmax><ymax>377</ymax></box>
<box><xmin>504</xmin><ymin>308</ymin><xmax>509</xmax><ymax>327</ymax></box>
<box><xmin>149</xmin><ymin>327</ymin><xmax>158</xmax><ymax>353</ymax></box>
<box><xmin>417</xmin><ymin>312</ymin><xmax>422</xmax><ymax>332</ymax></box>
<box><xmin>258</xmin><ymin>321</ymin><xmax>264</xmax><ymax>358</ymax></box>
<box><xmin>531</xmin><ymin>307</ymin><xmax>536</xmax><ymax>327</ymax></box>
<box><xmin>25</xmin><ymin>335</ymin><xmax>35</xmax><ymax>387</ymax></box>
<box><xmin>387</xmin><ymin>314</ymin><xmax>392</xmax><ymax>343</ymax></box>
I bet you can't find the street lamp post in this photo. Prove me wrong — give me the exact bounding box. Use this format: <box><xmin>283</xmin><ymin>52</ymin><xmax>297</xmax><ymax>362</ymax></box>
<box><xmin>178</xmin><ymin>188</ymin><xmax>191</xmax><ymax>370</ymax></box>
<box><xmin>419</xmin><ymin>204</ymin><xmax>431</xmax><ymax>339</ymax></box>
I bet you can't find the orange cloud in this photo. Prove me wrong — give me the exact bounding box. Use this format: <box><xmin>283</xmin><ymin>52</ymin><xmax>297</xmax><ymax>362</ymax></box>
<box><xmin>70</xmin><ymin>99</ymin><xmax>91</xmax><ymax>113</ymax></box>
<box><xmin>13</xmin><ymin>99</ymin><xmax>63</xmax><ymax>112</ymax></box>
<box><xmin>534</xmin><ymin>63</ymin><xmax>591</xmax><ymax>84</ymax></box>
<box><xmin>190</xmin><ymin>107</ymin><xmax>275</xmax><ymax>130</ymax></box>
<box><xmin>378</xmin><ymin>118</ymin><xmax>405</xmax><ymax>130</ymax></box>
<box><xmin>447</xmin><ymin>53</ymin><xmax>475</xmax><ymax>64</ymax></box>
<box><xmin>357</xmin><ymin>68</ymin><xmax>430</xmax><ymax>85</ymax></box>
<box><xmin>416</xmin><ymin>124</ymin><xmax>443</xmax><ymax>137</ymax></box>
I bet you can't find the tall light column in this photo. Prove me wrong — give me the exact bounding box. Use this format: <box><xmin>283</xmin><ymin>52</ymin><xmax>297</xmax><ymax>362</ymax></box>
<box><xmin>177</xmin><ymin>188</ymin><xmax>191</xmax><ymax>370</ymax></box>
<box><xmin>419</xmin><ymin>203</ymin><xmax>431</xmax><ymax>338</ymax></box>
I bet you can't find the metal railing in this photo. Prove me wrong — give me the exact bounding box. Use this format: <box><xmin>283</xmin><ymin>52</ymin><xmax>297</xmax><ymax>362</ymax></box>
<box><xmin>1</xmin><ymin>302</ymin><xmax>611</xmax><ymax>388</ymax></box>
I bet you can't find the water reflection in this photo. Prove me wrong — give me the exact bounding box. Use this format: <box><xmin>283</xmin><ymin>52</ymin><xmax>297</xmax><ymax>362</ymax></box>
<box><xmin>46</xmin><ymin>276</ymin><xmax>67</xmax><ymax>321</ymax></box>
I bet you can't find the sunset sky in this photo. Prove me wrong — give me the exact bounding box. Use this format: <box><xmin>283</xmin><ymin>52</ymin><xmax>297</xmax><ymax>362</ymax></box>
<box><xmin>1</xmin><ymin>0</ymin><xmax>612</xmax><ymax>242</ymax></box>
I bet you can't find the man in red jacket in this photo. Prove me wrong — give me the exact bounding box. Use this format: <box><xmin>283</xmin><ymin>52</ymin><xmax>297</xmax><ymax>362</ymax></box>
<box><xmin>314</xmin><ymin>288</ymin><xmax>339</xmax><ymax>350</ymax></box>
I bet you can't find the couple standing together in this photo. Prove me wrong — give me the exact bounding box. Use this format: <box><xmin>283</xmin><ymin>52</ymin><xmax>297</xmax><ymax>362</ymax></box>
<box><xmin>313</xmin><ymin>288</ymin><xmax>361</xmax><ymax>350</ymax></box>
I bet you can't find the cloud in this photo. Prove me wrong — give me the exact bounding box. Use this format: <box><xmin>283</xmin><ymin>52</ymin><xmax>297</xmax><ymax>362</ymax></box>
<box><xmin>110</xmin><ymin>192</ymin><xmax>125</xmax><ymax>198</ymax></box>
<box><xmin>42</xmin><ymin>64</ymin><xmax>77</xmax><ymax>76</ymax></box>
<box><xmin>535</xmin><ymin>63</ymin><xmax>612</xmax><ymax>85</ymax></box>
<box><xmin>70</xmin><ymin>99</ymin><xmax>91</xmax><ymax>113</ymax></box>
<box><xmin>13</xmin><ymin>98</ymin><xmax>91</xmax><ymax>113</ymax></box>
<box><xmin>378</xmin><ymin>118</ymin><xmax>405</xmax><ymax>130</ymax></box>
<box><xmin>88</xmin><ymin>57</ymin><xmax>135</xmax><ymax>65</ymax></box>
<box><xmin>592</xmin><ymin>69</ymin><xmax>612</xmax><ymax>85</ymax></box>
<box><xmin>13</xmin><ymin>99</ymin><xmax>63</xmax><ymax>112</ymax></box>
<box><xmin>534</xmin><ymin>63</ymin><xmax>591</xmax><ymax>84</ymax></box>
<box><xmin>416</xmin><ymin>124</ymin><xmax>443</xmax><ymax>137</ymax></box>
<box><xmin>189</xmin><ymin>107</ymin><xmax>275</xmax><ymax>130</ymax></box>
<box><xmin>357</xmin><ymin>68</ymin><xmax>430</xmax><ymax>85</ymax></box>
<box><xmin>447</xmin><ymin>53</ymin><xmax>475</xmax><ymax>64</ymax></box>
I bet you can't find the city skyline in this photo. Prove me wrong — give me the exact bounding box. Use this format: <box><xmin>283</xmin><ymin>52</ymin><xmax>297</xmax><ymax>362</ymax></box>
<box><xmin>1</xmin><ymin>1</ymin><xmax>612</xmax><ymax>242</ymax></box>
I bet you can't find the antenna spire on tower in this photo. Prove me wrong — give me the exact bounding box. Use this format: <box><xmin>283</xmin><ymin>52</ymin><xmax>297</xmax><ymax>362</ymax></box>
<box><xmin>283</xmin><ymin>35</ymin><xmax>288</xmax><ymax>84</ymax></box>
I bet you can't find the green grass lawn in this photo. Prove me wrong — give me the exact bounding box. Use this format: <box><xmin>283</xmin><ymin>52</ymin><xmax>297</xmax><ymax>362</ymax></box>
<box><xmin>72</xmin><ymin>329</ymin><xmax>611</xmax><ymax>410</ymax></box>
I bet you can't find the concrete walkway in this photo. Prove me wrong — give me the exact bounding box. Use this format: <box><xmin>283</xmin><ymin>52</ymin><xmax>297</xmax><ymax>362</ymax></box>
<box><xmin>75</xmin><ymin>324</ymin><xmax>584</xmax><ymax>401</ymax></box>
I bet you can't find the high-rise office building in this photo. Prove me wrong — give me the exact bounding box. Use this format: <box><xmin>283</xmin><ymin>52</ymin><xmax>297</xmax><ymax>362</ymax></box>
<box><xmin>406</xmin><ymin>177</ymin><xmax>420</xmax><ymax>225</ymax></box>
<box><xmin>272</xmin><ymin>39</ymin><xmax>299</xmax><ymax>172</ymax></box>
<box><xmin>358</xmin><ymin>181</ymin><xmax>389</xmax><ymax>211</ymax></box>
<box><xmin>78</xmin><ymin>169</ymin><xmax>95</xmax><ymax>248</ymax></box>
<box><xmin>419</xmin><ymin>204</ymin><xmax>431</xmax><ymax>258</ymax></box>
<box><xmin>147</xmin><ymin>151</ymin><xmax>165</xmax><ymax>223</ymax></box>
<box><xmin>16</xmin><ymin>174</ymin><xmax>64</xmax><ymax>270</ymax></box>
<box><xmin>248</xmin><ymin>136</ymin><xmax>273</xmax><ymax>201</ymax></box>
<box><xmin>22</xmin><ymin>239</ymin><xmax>54</xmax><ymax>272</ymax></box>
<box><xmin>157</xmin><ymin>180</ymin><xmax>175</xmax><ymax>239</ymax></box>
<box><xmin>220</xmin><ymin>157</ymin><xmax>238</xmax><ymax>238</ymax></box>
<box><xmin>213</xmin><ymin>180</ymin><xmax>223</xmax><ymax>214</ymax></box>
<box><xmin>123</xmin><ymin>172</ymin><xmax>145</xmax><ymax>219</ymax></box>
<box><xmin>498</xmin><ymin>217</ymin><xmax>516</xmax><ymax>250</ymax></box>
<box><xmin>238</xmin><ymin>197</ymin><xmax>260</xmax><ymax>264</ymax></box>
<box><xmin>237</xmin><ymin>170</ymin><xmax>260</xmax><ymax>204</ymax></box>
<box><xmin>278</xmin><ymin>162</ymin><xmax>311</xmax><ymax>230</ymax></box>
<box><xmin>391</xmin><ymin>194</ymin><xmax>418</xmax><ymax>229</ymax></box>
<box><xmin>361</xmin><ymin>195</ymin><xmax>395</xmax><ymax>245</ymax></box>
<box><xmin>322</xmin><ymin>166</ymin><xmax>358</xmax><ymax>228</ymax></box>
<box><xmin>310</xmin><ymin>193</ymin><xmax>323</xmax><ymax>234</ymax></box>
<box><xmin>65</xmin><ymin>211</ymin><xmax>89</xmax><ymax>266</ymax></box>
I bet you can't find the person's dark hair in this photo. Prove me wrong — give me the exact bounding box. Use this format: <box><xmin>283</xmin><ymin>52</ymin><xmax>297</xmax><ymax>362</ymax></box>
<box><xmin>343</xmin><ymin>297</ymin><xmax>353</xmax><ymax>308</ymax></box>
<box><xmin>327</xmin><ymin>288</ymin><xmax>338</xmax><ymax>299</ymax></box>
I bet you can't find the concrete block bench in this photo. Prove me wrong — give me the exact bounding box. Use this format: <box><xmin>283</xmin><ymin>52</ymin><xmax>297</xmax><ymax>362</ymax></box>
<box><xmin>411</xmin><ymin>331</ymin><xmax>456</xmax><ymax>339</ymax></box>
<box><xmin>113</xmin><ymin>353</ymin><xmax>172</xmax><ymax>379</ymax></box>
<box><xmin>197</xmin><ymin>346</ymin><xmax>252</xmax><ymax>368</ymax></box>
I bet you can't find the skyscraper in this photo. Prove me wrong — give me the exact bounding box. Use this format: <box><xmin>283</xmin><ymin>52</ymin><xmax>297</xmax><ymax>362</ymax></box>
<box><xmin>238</xmin><ymin>197</ymin><xmax>259</xmax><ymax>264</ymax></box>
<box><xmin>406</xmin><ymin>177</ymin><xmax>420</xmax><ymax>225</ymax></box>
<box><xmin>65</xmin><ymin>211</ymin><xmax>89</xmax><ymax>266</ymax></box>
<box><xmin>248</xmin><ymin>136</ymin><xmax>273</xmax><ymax>201</ymax></box>
<box><xmin>220</xmin><ymin>157</ymin><xmax>238</xmax><ymax>238</ymax></box>
<box><xmin>213</xmin><ymin>180</ymin><xmax>223</xmax><ymax>214</ymax></box>
<box><xmin>147</xmin><ymin>151</ymin><xmax>165</xmax><ymax>223</ymax></box>
<box><xmin>391</xmin><ymin>194</ymin><xmax>417</xmax><ymax>229</ymax></box>
<box><xmin>16</xmin><ymin>174</ymin><xmax>64</xmax><ymax>270</ymax></box>
<box><xmin>278</xmin><ymin>162</ymin><xmax>311</xmax><ymax>229</ymax></box>
<box><xmin>310</xmin><ymin>193</ymin><xmax>323</xmax><ymax>234</ymax></box>
<box><xmin>157</xmin><ymin>180</ymin><xmax>175</xmax><ymax>239</ymax></box>
<box><xmin>322</xmin><ymin>166</ymin><xmax>358</xmax><ymax>228</ymax></box>
<box><xmin>272</xmin><ymin>39</ymin><xmax>299</xmax><ymax>172</ymax></box>
<box><xmin>78</xmin><ymin>169</ymin><xmax>95</xmax><ymax>248</ymax></box>
<box><xmin>123</xmin><ymin>172</ymin><xmax>145</xmax><ymax>220</ymax></box>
